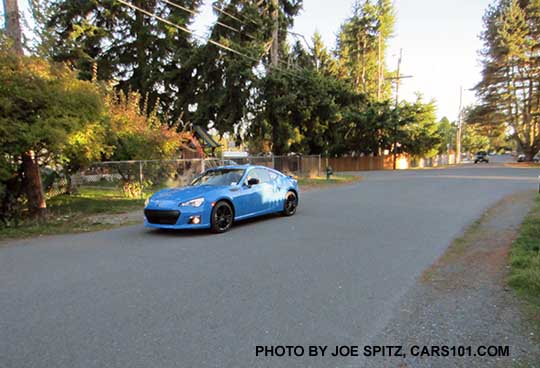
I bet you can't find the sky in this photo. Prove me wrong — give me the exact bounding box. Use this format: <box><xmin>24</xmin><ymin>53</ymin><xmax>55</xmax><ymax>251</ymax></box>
<box><xmin>191</xmin><ymin>0</ymin><xmax>493</xmax><ymax>121</ymax></box>
<box><xmin>2</xmin><ymin>0</ymin><xmax>492</xmax><ymax>120</ymax></box>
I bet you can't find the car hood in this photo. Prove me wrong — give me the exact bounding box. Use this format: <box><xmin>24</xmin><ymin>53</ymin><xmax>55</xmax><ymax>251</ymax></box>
<box><xmin>151</xmin><ymin>185</ymin><xmax>228</xmax><ymax>202</ymax></box>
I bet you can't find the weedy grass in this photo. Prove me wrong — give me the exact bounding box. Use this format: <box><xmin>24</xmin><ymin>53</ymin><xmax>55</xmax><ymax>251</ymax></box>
<box><xmin>509</xmin><ymin>195</ymin><xmax>540</xmax><ymax>309</ymax></box>
<box><xmin>296</xmin><ymin>174</ymin><xmax>361</xmax><ymax>188</ymax></box>
<box><xmin>0</xmin><ymin>188</ymin><xmax>145</xmax><ymax>241</ymax></box>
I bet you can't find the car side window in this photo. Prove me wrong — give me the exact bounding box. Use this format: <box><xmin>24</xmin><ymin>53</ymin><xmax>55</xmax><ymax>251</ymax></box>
<box><xmin>246</xmin><ymin>168</ymin><xmax>270</xmax><ymax>184</ymax></box>
<box><xmin>267</xmin><ymin>170</ymin><xmax>278</xmax><ymax>181</ymax></box>
<box><xmin>255</xmin><ymin>169</ymin><xmax>271</xmax><ymax>183</ymax></box>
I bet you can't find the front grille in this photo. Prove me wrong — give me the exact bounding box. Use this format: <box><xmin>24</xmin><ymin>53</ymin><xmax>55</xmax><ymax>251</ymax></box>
<box><xmin>144</xmin><ymin>209</ymin><xmax>181</xmax><ymax>225</ymax></box>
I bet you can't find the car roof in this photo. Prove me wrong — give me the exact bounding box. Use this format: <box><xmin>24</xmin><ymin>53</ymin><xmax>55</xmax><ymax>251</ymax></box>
<box><xmin>208</xmin><ymin>165</ymin><xmax>282</xmax><ymax>172</ymax></box>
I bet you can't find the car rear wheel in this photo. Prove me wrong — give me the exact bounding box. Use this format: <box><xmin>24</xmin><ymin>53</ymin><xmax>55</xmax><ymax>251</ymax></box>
<box><xmin>211</xmin><ymin>201</ymin><xmax>234</xmax><ymax>233</ymax></box>
<box><xmin>282</xmin><ymin>191</ymin><xmax>298</xmax><ymax>216</ymax></box>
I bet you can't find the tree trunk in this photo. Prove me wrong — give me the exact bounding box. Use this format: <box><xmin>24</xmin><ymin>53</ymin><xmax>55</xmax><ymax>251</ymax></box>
<box><xmin>270</xmin><ymin>0</ymin><xmax>279</xmax><ymax>68</ymax></box>
<box><xmin>22</xmin><ymin>152</ymin><xmax>47</xmax><ymax>218</ymax></box>
<box><xmin>3</xmin><ymin>0</ymin><xmax>24</xmax><ymax>55</ymax></box>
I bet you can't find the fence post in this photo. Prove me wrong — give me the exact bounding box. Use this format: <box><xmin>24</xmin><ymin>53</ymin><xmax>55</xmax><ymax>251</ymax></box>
<box><xmin>298</xmin><ymin>155</ymin><xmax>301</xmax><ymax>175</ymax></box>
<box><xmin>272</xmin><ymin>154</ymin><xmax>275</xmax><ymax>169</ymax></box>
<box><xmin>318</xmin><ymin>155</ymin><xmax>321</xmax><ymax>177</ymax></box>
<box><xmin>138</xmin><ymin>161</ymin><xmax>144</xmax><ymax>198</ymax></box>
<box><xmin>201</xmin><ymin>158</ymin><xmax>205</xmax><ymax>173</ymax></box>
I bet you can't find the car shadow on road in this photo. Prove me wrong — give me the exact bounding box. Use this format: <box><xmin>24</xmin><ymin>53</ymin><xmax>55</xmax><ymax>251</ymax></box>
<box><xmin>142</xmin><ymin>212</ymin><xmax>285</xmax><ymax>238</ymax></box>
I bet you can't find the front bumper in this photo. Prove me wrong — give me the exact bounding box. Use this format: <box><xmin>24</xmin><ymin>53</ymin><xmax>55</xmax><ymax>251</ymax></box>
<box><xmin>143</xmin><ymin>206</ymin><xmax>211</xmax><ymax>229</ymax></box>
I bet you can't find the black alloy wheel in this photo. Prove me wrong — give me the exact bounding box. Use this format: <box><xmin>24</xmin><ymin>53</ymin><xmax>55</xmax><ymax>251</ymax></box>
<box><xmin>282</xmin><ymin>191</ymin><xmax>298</xmax><ymax>216</ymax></box>
<box><xmin>211</xmin><ymin>201</ymin><xmax>234</xmax><ymax>233</ymax></box>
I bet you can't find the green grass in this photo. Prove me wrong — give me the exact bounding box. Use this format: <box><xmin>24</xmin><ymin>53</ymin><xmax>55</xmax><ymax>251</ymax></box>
<box><xmin>509</xmin><ymin>195</ymin><xmax>540</xmax><ymax>310</ymax></box>
<box><xmin>0</xmin><ymin>187</ymin><xmax>145</xmax><ymax>241</ymax></box>
<box><xmin>47</xmin><ymin>188</ymin><xmax>145</xmax><ymax>215</ymax></box>
<box><xmin>296</xmin><ymin>174</ymin><xmax>361</xmax><ymax>187</ymax></box>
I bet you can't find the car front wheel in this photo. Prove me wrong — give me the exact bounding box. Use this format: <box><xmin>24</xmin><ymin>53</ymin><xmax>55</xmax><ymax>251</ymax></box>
<box><xmin>211</xmin><ymin>201</ymin><xmax>234</xmax><ymax>233</ymax></box>
<box><xmin>282</xmin><ymin>191</ymin><xmax>298</xmax><ymax>216</ymax></box>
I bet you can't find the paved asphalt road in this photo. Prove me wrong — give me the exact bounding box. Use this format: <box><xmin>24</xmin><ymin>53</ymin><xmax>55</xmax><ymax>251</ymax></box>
<box><xmin>1</xmin><ymin>158</ymin><xmax>538</xmax><ymax>368</ymax></box>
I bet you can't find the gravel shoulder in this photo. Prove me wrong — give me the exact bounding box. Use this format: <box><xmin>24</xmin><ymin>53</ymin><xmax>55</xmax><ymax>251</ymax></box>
<box><xmin>361</xmin><ymin>190</ymin><xmax>540</xmax><ymax>368</ymax></box>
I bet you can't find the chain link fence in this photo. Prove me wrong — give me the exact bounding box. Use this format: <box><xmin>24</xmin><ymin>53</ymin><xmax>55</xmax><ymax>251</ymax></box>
<box><xmin>72</xmin><ymin>155</ymin><xmax>321</xmax><ymax>197</ymax></box>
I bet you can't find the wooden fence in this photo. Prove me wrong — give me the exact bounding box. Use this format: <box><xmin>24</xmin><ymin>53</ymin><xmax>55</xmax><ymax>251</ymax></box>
<box><xmin>327</xmin><ymin>154</ymin><xmax>455</xmax><ymax>172</ymax></box>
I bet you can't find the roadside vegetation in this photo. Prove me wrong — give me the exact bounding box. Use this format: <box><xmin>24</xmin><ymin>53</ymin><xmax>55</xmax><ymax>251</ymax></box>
<box><xmin>0</xmin><ymin>188</ymin><xmax>145</xmax><ymax>241</ymax></box>
<box><xmin>296</xmin><ymin>174</ymin><xmax>361</xmax><ymax>189</ymax></box>
<box><xmin>509</xmin><ymin>196</ymin><xmax>540</xmax><ymax>310</ymax></box>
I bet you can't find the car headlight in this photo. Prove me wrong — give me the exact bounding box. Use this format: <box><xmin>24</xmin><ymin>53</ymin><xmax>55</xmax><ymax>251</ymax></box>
<box><xmin>180</xmin><ymin>197</ymin><xmax>205</xmax><ymax>207</ymax></box>
<box><xmin>144</xmin><ymin>197</ymin><xmax>150</xmax><ymax>207</ymax></box>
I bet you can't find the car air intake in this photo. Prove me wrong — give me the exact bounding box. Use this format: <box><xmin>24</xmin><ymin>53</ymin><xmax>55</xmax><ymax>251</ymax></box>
<box><xmin>144</xmin><ymin>210</ymin><xmax>181</xmax><ymax>225</ymax></box>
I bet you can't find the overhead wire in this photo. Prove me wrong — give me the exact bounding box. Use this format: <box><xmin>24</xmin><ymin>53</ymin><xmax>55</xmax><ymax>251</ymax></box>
<box><xmin>163</xmin><ymin>0</ymin><xmax>256</xmax><ymax>40</ymax></box>
<box><xmin>116</xmin><ymin>0</ymin><xmax>310</xmax><ymax>81</ymax></box>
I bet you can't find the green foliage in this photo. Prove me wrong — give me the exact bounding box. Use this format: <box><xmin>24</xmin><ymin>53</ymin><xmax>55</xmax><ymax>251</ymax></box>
<box><xmin>399</xmin><ymin>97</ymin><xmax>441</xmax><ymax>158</ymax></box>
<box><xmin>461</xmin><ymin>124</ymin><xmax>490</xmax><ymax>153</ymax></box>
<box><xmin>475</xmin><ymin>0</ymin><xmax>540</xmax><ymax>159</ymax></box>
<box><xmin>437</xmin><ymin>117</ymin><xmax>456</xmax><ymax>154</ymax></box>
<box><xmin>335</xmin><ymin>0</ymin><xmax>395</xmax><ymax>98</ymax></box>
<box><xmin>0</xmin><ymin>52</ymin><xmax>103</xmax><ymax>160</ymax></box>
<box><xmin>251</xmin><ymin>69</ymin><xmax>363</xmax><ymax>155</ymax></box>
<box><xmin>44</xmin><ymin>0</ymin><xmax>203</xmax><ymax>121</ymax></box>
<box><xmin>0</xmin><ymin>47</ymin><xmax>103</xmax><ymax>221</ymax></box>
<box><xmin>24</xmin><ymin>0</ymin><xmax>441</xmax><ymax>165</ymax></box>
<box><xmin>509</xmin><ymin>196</ymin><xmax>540</xmax><ymax>305</ymax></box>
<box><xmin>105</xmin><ymin>90</ymin><xmax>190</xmax><ymax>162</ymax></box>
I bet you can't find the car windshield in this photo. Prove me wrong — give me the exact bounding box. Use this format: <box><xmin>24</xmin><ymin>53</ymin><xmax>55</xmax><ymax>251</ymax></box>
<box><xmin>190</xmin><ymin>169</ymin><xmax>245</xmax><ymax>186</ymax></box>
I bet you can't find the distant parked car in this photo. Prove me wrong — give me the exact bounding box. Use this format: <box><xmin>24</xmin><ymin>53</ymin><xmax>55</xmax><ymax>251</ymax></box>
<box><xmin>474</xmin><ymin>151</ymin><xmax>489</xmax><ymax>164</ymax></box>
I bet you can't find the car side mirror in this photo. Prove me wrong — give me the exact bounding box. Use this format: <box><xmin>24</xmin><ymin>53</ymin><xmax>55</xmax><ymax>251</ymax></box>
<box><xmin>247</xmin><ymin>178</ymin><xmax>260</xmax><ymax>186</ymax></box>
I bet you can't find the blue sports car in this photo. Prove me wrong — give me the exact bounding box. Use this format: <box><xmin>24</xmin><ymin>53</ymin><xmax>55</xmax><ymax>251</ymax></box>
<box><xmin>144</xmin><ymin>165</ymin><xmax>299</xmax><ymax>233</ymax></box>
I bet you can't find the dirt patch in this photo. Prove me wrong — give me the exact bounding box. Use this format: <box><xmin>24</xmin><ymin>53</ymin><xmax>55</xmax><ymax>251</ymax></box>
<box><xmin>299</xmin><ymin>175</ymin><xmax>362</xmax><ymax>192</ymax></box>
<box><xmin>86</xmin><ymin>210</ymin><xmax>142</xmax><ymax>225</ymax></box>
<box><xmin>505</xmin><ymin>162</ymin><xmax>540</xmax><ymax>169</ymax></box>
<box><xmin>362</xmin><ymin>190</ymin><xmax>540</xmax><ymax>368</ymax></box>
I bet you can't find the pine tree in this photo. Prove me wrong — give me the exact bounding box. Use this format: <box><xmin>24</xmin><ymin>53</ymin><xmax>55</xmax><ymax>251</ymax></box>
<box><xmin>475</xmin><ymin>0</ymin><xmax>540</xmax><ymax>159</ymax></box>
<box><xmin>44</xmin><ymin>0</ymin><xmax>202</xmax><ymax>121</ymax></box>
<box><xmin>335</xmin><ymin>0</ymin><xmax>394</xmax><ymax>100</ymax></box>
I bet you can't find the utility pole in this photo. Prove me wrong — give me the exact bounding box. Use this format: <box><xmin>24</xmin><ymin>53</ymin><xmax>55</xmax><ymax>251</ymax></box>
<box><xmin>456</xmin><ymin>86</ymin><xmax>463</xmax><ymax>164</ymax></box>
<box><xmin>270</xmin><ymin>0</ymin><xmax>279</xmax><ymax>68</ymax></box>
<box><xmin>377</xmin><ymin>33</ymin><xmax>382</xmax><ymax>101</ymax></box>
<box><xmin>3</xmin><ymin>0</ymin><xmax>23</xmax><ymax>54</ymax></box>
<box><xmin>392</xmin><ymin>49</ymin><xmax>402</xmax><ymax>170</ymax></box>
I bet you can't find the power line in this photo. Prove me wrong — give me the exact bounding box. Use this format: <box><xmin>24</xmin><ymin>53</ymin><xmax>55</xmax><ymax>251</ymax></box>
<box><xmin>116</xmin><ymin>0</ymin><xmax>310</xmax><ymax>82</ymax></box>
<box><xmin>161</xmin><ymin>0</ymin><xmax>198</xmax><ymax>16</ymax></box>
<box><xmin>162</xmin><ymin>0</ymin><xmax>256</xmax><ymax>40</ymax></box>
<box><xmin>212</xmin><ymin>4</ymin><xmax>259</xmax><ymax>26</ymax></box>
<box><xmin>211</xmin><ymin>4</ymin><xmax>310</xmax><ymax>47</ymax></box>
<box><xmin>116</xmin><ymin>0</ymin><xmax>261</xmax><ymax>63</ymax></box>
<box><xmin>157</xmin><ymin>0</ymin><xmax>308</xmax><ymax>74</ymax></box>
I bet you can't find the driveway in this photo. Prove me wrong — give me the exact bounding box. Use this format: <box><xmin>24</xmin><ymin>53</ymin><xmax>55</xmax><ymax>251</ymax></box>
<box><xmin>1</xmin><ymin>162</ymin><xmax>538</xmax><ymax>368</ymax></box>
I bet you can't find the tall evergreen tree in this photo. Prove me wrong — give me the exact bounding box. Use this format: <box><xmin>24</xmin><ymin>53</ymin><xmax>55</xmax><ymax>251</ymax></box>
<box><xmin>475</xmin><ymin>0</ymin><xmax>540</xmax><ymax>159</ymax></box>
<box><xmin>335</xmin><ymin>0</ymin><xmax>395</xmax><ymax>100</ymax></box>
<box><xmin>43</xmin><ymin>0</ymin><xmax>202</xmax><ymax>121</ymax></box>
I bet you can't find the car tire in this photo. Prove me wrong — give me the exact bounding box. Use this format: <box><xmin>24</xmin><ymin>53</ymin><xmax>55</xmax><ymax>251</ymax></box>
<box><xmin>282</xmin><ymin>191</ymin><xmax>298</xmax><ymax>216</ymax></box>
<box><xmin>210</xmin><ymin>201</ymin><xmax>234</xmax><ymax>233</ymax></box>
